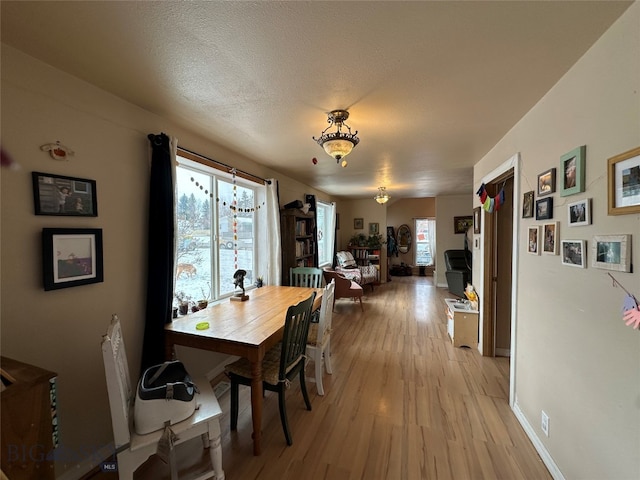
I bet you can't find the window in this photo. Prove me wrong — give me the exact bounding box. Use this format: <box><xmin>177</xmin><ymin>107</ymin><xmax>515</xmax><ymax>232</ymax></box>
<box><xmin>414</xmin><ymin>218</ymin><xmax>435</xmax><ymax>266</ymax></box>
<box><xmin>316</xmin><ymin>201</ymin><xmax>336</xmax><ymax>267</ymax></box>
<box><xmin>175</xmin><ymin>155</ymin><xmax>261</xmax><ymax>306</ymax></box>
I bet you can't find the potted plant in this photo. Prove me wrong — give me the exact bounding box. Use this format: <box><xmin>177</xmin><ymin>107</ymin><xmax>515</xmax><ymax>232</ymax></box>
<box><xmin>197</xmin><ymin>283</ymin><xmax>211</xmax><ymax>310</ymax></box>
<box><xmin>367</xmin><ymin>233</ymin><xmax>385</xmax><ymax>254</ymax></box>
<box><xmin>175</xmin><ymin>291</ymin><xmax>191</xmax><ymax>315</ymax></box>
<box><xmin>349</xmin><ymin>233</ymin><xmax>367</xmax><ymax>247</ymax></box>
<box><xmin>255</xmin><ymin>275</ymin><xmax>264</xmax><ymax>288</ymax></box>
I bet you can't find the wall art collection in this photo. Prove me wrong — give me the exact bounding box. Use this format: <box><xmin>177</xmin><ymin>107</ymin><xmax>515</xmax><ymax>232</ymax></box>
<box><xmin>523</xmin><ymin>145</ymin><xmax>636</xmax><ymax>272</ymax></box>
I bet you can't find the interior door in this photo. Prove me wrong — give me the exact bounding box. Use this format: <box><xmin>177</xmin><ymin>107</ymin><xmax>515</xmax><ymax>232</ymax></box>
<box><xmin>482</xmin><ymin>171</ymin><xmax>514</xmax><ymax>357</ymax></box>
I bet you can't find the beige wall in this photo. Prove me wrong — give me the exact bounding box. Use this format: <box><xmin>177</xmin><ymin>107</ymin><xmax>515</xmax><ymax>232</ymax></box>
<box><xmin>434</xmin><ymin>195</ymin><xmax>474</xmax><ymax>287</ymax></box>
<box><xmin>387</xmin><ymin>197</ymin><xmax>436</xmax><ymax>275</ymax></box>
<box><xmin>335</xmin><ymin>198</ymin><xmax>387</xmax><ymax>280</ymax></box>
<box><xmin>0</xmin><ymin>45</ymin><xmax>330</xmax><ymax>477</ymax></box>
<box><xmin>473</xmin><ymin>4</ymin><xmax>640</xmax><ymax>478</ymax></box>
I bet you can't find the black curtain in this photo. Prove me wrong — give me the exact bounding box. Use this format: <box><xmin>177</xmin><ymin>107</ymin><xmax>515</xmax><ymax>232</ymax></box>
<box><xmin>141</xmin><ymin>133</ymin><xmax>175</xmax><ymax>372</ymax></box>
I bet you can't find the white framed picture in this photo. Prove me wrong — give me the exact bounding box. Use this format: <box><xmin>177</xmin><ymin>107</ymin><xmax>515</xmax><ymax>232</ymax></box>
<box><xmin>543</xmin><ymin>222</ymin><xmax>559</xmax><ymax>255</ymax></box>
<box><xmin>592</xmin><ymin>234</ymin><xmax>632</xmax><ymax>272</ymax></box>
<box><xmin>567</xmin><ymin>198</ymin><xmax>591</xmax><ymax>227</ymax></box>
<box><xmin>561</xmin><ymin>240</ymin><xmax>586</xmax><ymax>268</ymax></box>
<box><xmin>527</xmin><ymin>226</ymin><xmax>541</xmax><ymax>255</ymax></box>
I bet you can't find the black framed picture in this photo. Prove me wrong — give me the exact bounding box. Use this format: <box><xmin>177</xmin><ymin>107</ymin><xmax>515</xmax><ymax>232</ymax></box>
<box><xmin>42</xmin><ymin>228</ymin><xmax>104</xmax><ymax>290</ymax></box>
<box><xmin>535</xmin><ymin>197</ymin><xmax>553</xmax><ymax>220</ymax></box>
<box><xmin>537</xmin><ymin>168</ymin><xmax>556</xmax><ymax>197</ymax></box>
<box><xmin>32</xmin><ymin>171</ymin><xmax>97</xmax><ymax>216</ymax></box>
<box><xmin>454</xmin><ymin>216</ymin><xmax>473</xmax><ymax>234</ymax></box>
<box><xmin>522</xmin><ymin>191</ymin><xmax>534</xmax><ymax>218</ymax></box>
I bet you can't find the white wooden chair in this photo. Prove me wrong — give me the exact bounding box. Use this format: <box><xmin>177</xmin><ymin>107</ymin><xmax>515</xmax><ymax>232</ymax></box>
<box><xmin>101</xmin><ymin>314</ymin><xmax>225</xmax><ymax>480</ymax></box>
<box><xmin>306</xmin><ymin>279</ymin><xmax>335</xmax><ymax>395</ymax></box>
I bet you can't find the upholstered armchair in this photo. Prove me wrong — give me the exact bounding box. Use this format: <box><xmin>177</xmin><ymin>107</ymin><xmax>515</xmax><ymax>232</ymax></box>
<box><xmin>334</xmin><ymin>251</ymin><xmax>378</xmax><ymax>290</ymax></box>
<box><xmin>322</xmin><ymin>269</ymin><xmax>363</xmax><ymax>311</ymax></box>
<box><xmin>444</xmin><ymin>249</ymin><xmax>472</xmax><ymax>298</ymax></box>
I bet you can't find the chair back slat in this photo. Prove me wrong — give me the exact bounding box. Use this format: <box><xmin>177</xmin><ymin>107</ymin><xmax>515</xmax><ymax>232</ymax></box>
<box><xmin>290</xmin><ymin>267</ymin><xmax>323</xmax><ymax>288</ymax></box>
<box><xmin>279</xmin><ymin>292</ymin><xmax>317</xmax><ymax>379</ymax></box>
<box><xmin>101</xmin><ymin>314</ymin><xmax>133</xmax><ymax>447</ymax></box>
<box><xmin>316</xmin><ymin>280</ymin><xmax>335</xmax><ymax>344</ymax></box>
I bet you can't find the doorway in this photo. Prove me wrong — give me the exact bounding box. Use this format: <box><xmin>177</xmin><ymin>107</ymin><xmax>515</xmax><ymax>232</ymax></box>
<box><xmin>480</xmin><ymin>153</ymin><xmax>519</xmax><ymax>403</ymax></box>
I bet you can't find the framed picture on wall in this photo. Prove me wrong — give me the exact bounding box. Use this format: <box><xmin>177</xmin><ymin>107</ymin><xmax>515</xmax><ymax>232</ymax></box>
<box><xmin>592</xmin><ymin>234</ymin><xmax>632</xmax><ymax>272</ymax></box>
<box><xmin>560</xmin><ymin>145</ymin><xmax>586</xmax><ymax>197</ymax></box>
<box><xmin>354</xmin><ymin>218</ymin><xmax>363</xmax><ymax>229</ymax></box>
<box><xmin>42</xmin><ymin>228</ymin><xmax>104</xmax><ymax>290</ymax></box>
<box><xmin>522</xmin><ymin>191</ymin><xmax>534</xmax><ymax>218</ymax></box>
<box><xmin>537</xmin><ymin>168</ymin><xmax>556</xmax><ymax>197</ymax></box>
<box><xmin>527</xmin><ymin>226</ymin><xmax>541</xmax><ymax>255</ymax></box>
<box><xmin>542</xmin><ymin>222</ymin><xmax>559</xmax><ymax>255</ymax></box>
<box><xmin>536</xmin><ymin>197</ymin><xmax>553</xmax><ymax>220</ymax></box>
<box><xmin>561</xmin><ymin>240</ymin><xmax>586</xmax><ymax>268</ymax></box>
<box><xmin>567</xmin><ymin>198</ymin><xmax>591</xmax><ymax>226</ymax></box>
<box><xmin>607</xmin><ymin>146</ymin><xmax>640</xmax><ymax>215</ymax></box>
<box><xmin>32</xmin><ymin>172</ymin><xmax>98</xmax><ymax>216</ymax></box>
<box><xmin>454</xmin><ymin>216</ymin><xmax>473</xmax><ymax>234</ymax></box>
<box><xmin>369</xmin><ymin>222</ymin><xmax>379</xmax><ymax>234</ymax></box>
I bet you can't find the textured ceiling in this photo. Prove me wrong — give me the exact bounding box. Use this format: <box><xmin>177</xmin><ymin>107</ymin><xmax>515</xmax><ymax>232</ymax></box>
<box><xmin>1</xmin><ymin>1</ymin><xmax>632</xmax><ymax>200</ymax></box>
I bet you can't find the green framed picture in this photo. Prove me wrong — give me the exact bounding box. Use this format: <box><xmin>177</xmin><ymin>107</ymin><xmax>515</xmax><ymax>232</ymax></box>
<box><xmin>560</xmin><ymin>145</ymin><xmax>586</xmax><ymax>197</ymax></box>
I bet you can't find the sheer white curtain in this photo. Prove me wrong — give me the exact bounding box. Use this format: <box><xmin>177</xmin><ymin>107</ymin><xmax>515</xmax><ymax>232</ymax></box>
<box><xmin>426</xmin><ymin>218</ymin><xmax>436</xmax><ymax>266</ymax></box>
<box><xmin>264</xmin><ymin>179</ymin><xmax>281</xmax><ymax>285</ymax></box>
<box><xmin>326</xmin><ymin>202</ymin><xmax>337</xmax><ymax>265</ymax></box>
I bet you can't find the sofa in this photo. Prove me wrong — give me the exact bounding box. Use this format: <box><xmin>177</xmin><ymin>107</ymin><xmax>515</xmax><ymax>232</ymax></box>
<box><xmin>443</xmin><ymin>249</ymin><xmax>472</xmax><ymax>297</ymax></box>
<box><xmin>334</xmin><ymin>251</ymin><xmax>379</xmax><ymax>290</ymax></box>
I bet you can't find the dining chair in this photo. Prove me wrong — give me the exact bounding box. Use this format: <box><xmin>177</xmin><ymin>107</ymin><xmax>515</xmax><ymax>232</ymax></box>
<box><xmin>306</xmin><ymin>279</ymin><xmax>335</xmax><ymax>395</ymax></box>
<box><xmin>322</xmin><ymin>269</ymin><xmax>364</xmax><ymax>311</ymax></box>
<box><xmin>225</xmin><ymin>292</ymin><xmax>317</xmax><ymax>446</ymax></box>
<box><xmin>101</xmin><ymin>314</ymin><xmax>224</xmax><ymax>480</ymax></box>
<box><xmin>290</xmin><ymin>266</ymin><xmax>323</xmax><ymax>288</ymax></box>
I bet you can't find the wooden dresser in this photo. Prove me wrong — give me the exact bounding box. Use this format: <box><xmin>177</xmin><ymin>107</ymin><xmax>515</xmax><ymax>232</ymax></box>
<box><xmin>1</xmin><ymin>356</ymin><xmax>58</xmax><ymax>479</ymax></box>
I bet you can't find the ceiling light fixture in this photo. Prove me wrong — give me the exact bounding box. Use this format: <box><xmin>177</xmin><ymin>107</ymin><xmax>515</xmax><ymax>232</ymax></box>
<box><xmin>313</xmin><ymin>109</ymin><xmax>359</xmax><ymax>168</ymax></box>
<box><xmin>374</xmin><ymin>186</ymin><xmax>390</xmax><ymax>204</ymax></box>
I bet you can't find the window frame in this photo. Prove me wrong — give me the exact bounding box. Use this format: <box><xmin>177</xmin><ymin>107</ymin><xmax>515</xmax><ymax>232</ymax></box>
<box><xmin>174</xmin><ymin>154</ymin><xmax>263</xmax><ymax>304</ymax></box>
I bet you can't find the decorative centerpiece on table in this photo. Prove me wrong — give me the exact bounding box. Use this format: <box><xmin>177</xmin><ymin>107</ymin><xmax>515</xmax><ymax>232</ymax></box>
<box><xmin>231</xmin><ymin>269</ymin><xmax>249</xmax><ymax>302</ymax></box>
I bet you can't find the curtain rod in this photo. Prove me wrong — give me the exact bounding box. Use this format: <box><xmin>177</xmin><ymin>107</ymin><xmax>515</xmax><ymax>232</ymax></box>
<box><xmin>177</xmin><ymin>146</ymin><xmax>271</xmax><ymax>185</ymax></box>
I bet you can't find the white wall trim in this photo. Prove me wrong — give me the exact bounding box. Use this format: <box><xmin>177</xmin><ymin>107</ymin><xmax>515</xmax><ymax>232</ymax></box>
<box><xmin>512</xmin><ymin>401</ymin><xmax>565</xmax><ymax>480</ymax></box>
<box><xmin>479</xmin><ymin>152</ymin><xmax>520</xmax><ymax>405</ymax></box>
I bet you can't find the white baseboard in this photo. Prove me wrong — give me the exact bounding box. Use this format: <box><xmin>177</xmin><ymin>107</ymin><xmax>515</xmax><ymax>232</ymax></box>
<box><xmin>512</xmin><ymin>401</ymin><xmax>565</xmax><ymax>480</ymax></box>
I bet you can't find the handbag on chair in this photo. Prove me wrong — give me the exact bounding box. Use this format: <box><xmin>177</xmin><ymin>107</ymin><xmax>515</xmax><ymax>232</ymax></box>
<box><xmin>133</xmin><ymin>361</ymin><xmax>198</xmax><ymax>435</ymax></box>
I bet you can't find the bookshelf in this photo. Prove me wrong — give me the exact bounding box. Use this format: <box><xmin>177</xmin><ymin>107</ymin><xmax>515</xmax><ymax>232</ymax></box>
<box><xmin>280</xmin><ymin>208</ymin><xmax>317</xmax><ymax>285</ymax></box>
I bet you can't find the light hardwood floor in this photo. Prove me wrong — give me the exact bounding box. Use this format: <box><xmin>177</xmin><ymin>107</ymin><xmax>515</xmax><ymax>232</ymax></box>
<box><xmin>93</xmin><ymin>275</ymin><xmax>551</xmax><ymax>479</ymax></box>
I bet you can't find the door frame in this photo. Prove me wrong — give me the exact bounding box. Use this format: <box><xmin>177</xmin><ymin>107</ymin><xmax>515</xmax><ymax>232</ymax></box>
<box><xmin>479</xmin><ymin>152</ymin><xmax>520</xmax><ymax>406</ymax></box>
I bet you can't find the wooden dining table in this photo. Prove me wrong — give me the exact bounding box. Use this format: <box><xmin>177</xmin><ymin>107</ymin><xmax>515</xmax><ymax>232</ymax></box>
<box><xmin>164</xmin><ymin>285</ymin><xmax>322</xmax><ymax>455</ymax></box>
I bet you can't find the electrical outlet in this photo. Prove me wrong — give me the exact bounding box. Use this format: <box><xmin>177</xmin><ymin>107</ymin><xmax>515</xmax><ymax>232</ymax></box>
<box><xmin>541</xmin><ymin>410</ymin><xmax>549</xmax><ymax>437</ymax></box>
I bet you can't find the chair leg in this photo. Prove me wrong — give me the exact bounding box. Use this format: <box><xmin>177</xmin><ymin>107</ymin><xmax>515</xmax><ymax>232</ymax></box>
<box><xmin>314</xmin><ymin>350</ymin><xmax>324</xmax><ymax>396</ymax></box>
<box><xmin>324</xmin><ymin>340</ymin><xmax>333</xmax><ymax>375</ymax></box>
<box><xmin>230</xmin><ymin>377</ymin><xmax>239</xmax><ymax>431</ymax></box>
<box><xmin>277</xmin><ymin>384</ymin><xmax>293</xmax><ymax>446</ymax></box>
<box><xmin>206</xmin><ymin>423</ymin><xmax>225</xmax><ymax>480</ymax></box>
<box><xmin>358</xmin><ymin>296</ymin><xmax>364</xmax><ymax>311</ymax></box>
<box><xmin>300</xmin><ymin>363</ymin><xmax>312</xmax><ymax>411</ymax></box>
